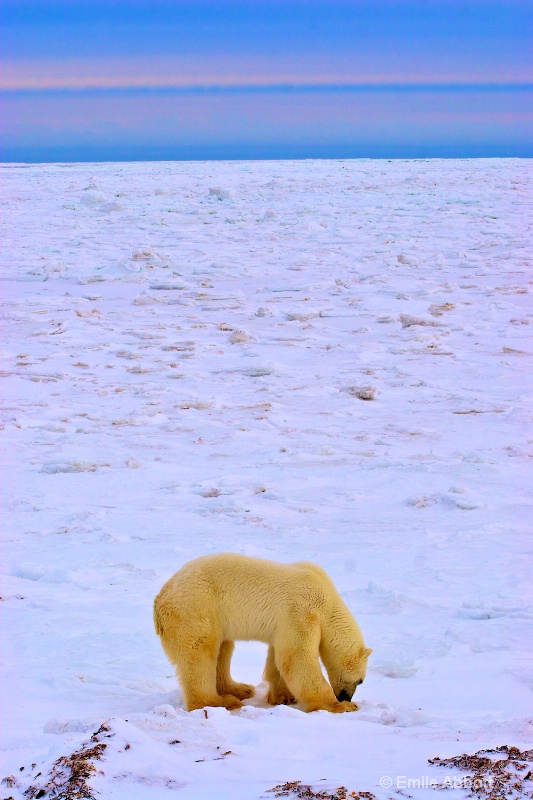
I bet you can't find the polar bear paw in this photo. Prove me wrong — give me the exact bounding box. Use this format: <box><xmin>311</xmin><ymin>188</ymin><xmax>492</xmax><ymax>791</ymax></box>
<box><xmin>218</xmin><ymin>693</ymin><xmax>245</xmax><ymax>710</ymax></box>
<box><xmin>188</xmin><ymin>694</ymin><xmax>243</xmax><ymax>711</ymax></box>
<box><xmin>329</xmin><ymin>700</ymin><xmax>359</xmax><ymax>713</ymax></box>
<box><xmin>220</xmin><ymin>682</ymin><xmax>255</xmax><ymax>700</ymax></box>
<box><xmin>304</xmin><ymin>699</ymin><xmax>359</xmax><ymax>713</ymax></box>
<box><xmin>267</xmin><ymin>687</ymin><xmax>296</xmax><ymax>706</ymax></box>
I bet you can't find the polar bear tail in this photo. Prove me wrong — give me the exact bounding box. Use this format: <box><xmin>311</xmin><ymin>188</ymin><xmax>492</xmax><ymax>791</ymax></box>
<box><xmin>153</xmin><ymin>599</ymin><xmax>164</xmax><ymax>636</ymax></box>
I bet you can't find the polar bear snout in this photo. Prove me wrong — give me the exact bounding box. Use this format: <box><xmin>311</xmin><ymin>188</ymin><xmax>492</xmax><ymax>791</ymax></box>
<box><xmin>336</xmin><ymin>687</ymin><xmax>355</xmax><ymax>702</ymax></box>
<box><xmin>335</xmin><ymin>677</ymin><xmax>363</xmax><ymax>702</ymax></box>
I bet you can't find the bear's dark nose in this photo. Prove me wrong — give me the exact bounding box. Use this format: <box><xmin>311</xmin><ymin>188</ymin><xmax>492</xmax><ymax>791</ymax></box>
<box><xmin>336</xmin><ymin>689</ymin><xmax>353</xmax><ymax>702</ymax></box>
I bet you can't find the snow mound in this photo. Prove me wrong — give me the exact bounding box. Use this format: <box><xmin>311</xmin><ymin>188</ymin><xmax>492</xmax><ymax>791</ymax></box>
<box><xmin>208</xmin><ymin>187</ymin><xmax>235</xmax><ymax>201</ymax></box>
<box><xmin>79</xmin><ymin>190</ymin><xmax>107</xmax><ymax>206</ymax></box>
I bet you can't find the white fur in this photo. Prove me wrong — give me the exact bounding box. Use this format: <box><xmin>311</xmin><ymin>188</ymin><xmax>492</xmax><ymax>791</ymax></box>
<box><xmin>154</xmin><ymin>553</ymin><xmax>371</xmax><ymax>712</ymax></box>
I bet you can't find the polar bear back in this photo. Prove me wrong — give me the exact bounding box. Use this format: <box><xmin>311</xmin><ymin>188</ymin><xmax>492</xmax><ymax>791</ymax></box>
<box><xmin>154</xmin><ymin>552</ymin><xmax>346</xmax><ymax>644</ymax></box>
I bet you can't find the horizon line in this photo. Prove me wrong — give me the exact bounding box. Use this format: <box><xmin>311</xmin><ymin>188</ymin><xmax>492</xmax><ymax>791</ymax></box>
<box><xmin>2</xmin><ymin>79</ymin><xmax>532</xmax><ymax>95</ymax></box>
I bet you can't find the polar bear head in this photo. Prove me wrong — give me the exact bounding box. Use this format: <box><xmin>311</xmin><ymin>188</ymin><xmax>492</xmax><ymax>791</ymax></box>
<box><xmin>327</xmin><ymin>646</ymin><xmax>373</xmax><ymax>702</ymax></box>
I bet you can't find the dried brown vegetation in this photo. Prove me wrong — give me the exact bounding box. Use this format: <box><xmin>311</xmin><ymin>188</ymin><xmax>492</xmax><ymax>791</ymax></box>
<box><xmin>266</xmin><ymin>781</ymin><xmax>378</xmax><ymax>800</ymax></box>
<box><xmin>429</xmin><ymin>745</ymin><xmax>533</xmax><ymax>799</ymax></box>
<box><xmin>266</xmin><ymin>745</ymin><xmax>532</xmax><ymax>800</ymax></box>
<box><xmin>22</xmin><ymin>724</ymin><xmax>111</xmax><ymax>800</ymax></box>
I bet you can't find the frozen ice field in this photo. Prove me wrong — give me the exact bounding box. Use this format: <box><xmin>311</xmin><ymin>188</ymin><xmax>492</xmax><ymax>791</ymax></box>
<box><xmin>1</xmin><ymin>158</ymin><xmax>532</xmax><ymax>798</ymax></box>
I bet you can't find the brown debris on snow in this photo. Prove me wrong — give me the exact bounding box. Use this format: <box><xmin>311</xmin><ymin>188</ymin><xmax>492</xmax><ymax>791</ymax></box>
<box><xmin>345</xmin><ymin>385</ymin><xmax>376</xmax><ymax>401</ymax></box>
<box><xmin>266</xmin><ymin>781</ymin><xmax>378</xmax><ymax>800</ymax></box>
<box><xmin>23</xmin><ymin>724</ymin><xmax>110</xmax><ymax>800</ymax></box>
<box><xmin>429</xmin><ymin>745</ymin><xmax>533</xmax><ymax>799</ymax></box>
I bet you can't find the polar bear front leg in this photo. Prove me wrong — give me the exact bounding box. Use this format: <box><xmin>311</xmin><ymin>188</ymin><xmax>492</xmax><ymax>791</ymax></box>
<box><xmin>175</xmin><ymin>643</ymin><xmax>243</xmax><ymax>712</ymax></box>
<box><xmin>216</xmin><ymin>640</ymin><xmax>255</xmax><ymax>700</ymax></box>
<box><xmin>275</xmin><ymin>625</ymin><xmax>359</xmax><ymax>714</ymax></box>
<box><xmin>264</xmin><ymin>646</ymin><xmax>295</xmax><ymax>705</ymax></box>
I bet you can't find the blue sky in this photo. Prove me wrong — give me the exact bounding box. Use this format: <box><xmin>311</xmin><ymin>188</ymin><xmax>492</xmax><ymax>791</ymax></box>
<box><xmin>1</xmin><ymin>0</ymin><xmax>532</xmax><ymax>161</ymax></box>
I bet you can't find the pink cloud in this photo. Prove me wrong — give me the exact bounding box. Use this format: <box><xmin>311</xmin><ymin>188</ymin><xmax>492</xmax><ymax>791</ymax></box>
<box><xmin>3</xmin><ymin>88</ymin><xmax>530</xmax><ymax>149</ymax></box>
<box><xmin>1</xmin><ymin>55</ymin><xmax>530</xmax><ymax>91</ymax></box>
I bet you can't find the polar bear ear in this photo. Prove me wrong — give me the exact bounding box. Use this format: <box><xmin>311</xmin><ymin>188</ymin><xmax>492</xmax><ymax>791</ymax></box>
<box><xmin>364</xmin><ymin>648</ymin><xmax>373</xmax><ymax>657</ymax></box>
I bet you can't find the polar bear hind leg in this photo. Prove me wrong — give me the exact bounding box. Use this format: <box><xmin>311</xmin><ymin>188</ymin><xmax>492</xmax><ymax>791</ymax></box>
<box><xmin>172</xmin><ymin>639</ymin><xmax>243</xmax><ymax>711</ymax></box>
<box><xmin>155</xmin><ymin>601</ymin><xmax>243</xmax><ymax>711</ymax></box>
<box><xmin>216</xmin><ymin>640</ymin><xmax>255</xmax><ymax>700</ymax></box>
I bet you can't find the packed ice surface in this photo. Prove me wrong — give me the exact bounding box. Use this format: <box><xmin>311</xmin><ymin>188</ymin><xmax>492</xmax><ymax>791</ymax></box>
<box><xmin>1</xmin><ymin>159</ymin><xmax>532</xmax><ymax>799</ymax></box>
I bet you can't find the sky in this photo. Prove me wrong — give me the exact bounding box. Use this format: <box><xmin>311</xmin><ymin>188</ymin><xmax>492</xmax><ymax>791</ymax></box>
<box><xmin>1</xmin><ymin>0</ymin><xmax>532</xmax><ymax>162</ymax></box>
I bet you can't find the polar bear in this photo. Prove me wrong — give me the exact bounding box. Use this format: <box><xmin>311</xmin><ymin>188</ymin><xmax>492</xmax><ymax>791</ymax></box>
<box><xmin>153</xmin><ymin>553</ymin><xmax>371</xmax><ymax>713</ymax></box>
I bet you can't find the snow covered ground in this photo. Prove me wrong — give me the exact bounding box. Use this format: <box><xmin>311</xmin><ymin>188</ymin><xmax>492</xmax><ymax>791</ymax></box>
<box><xmin>1</xmin><ymin>158</ymin><xmax>532</xmax><ymax>799</ymax></box>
